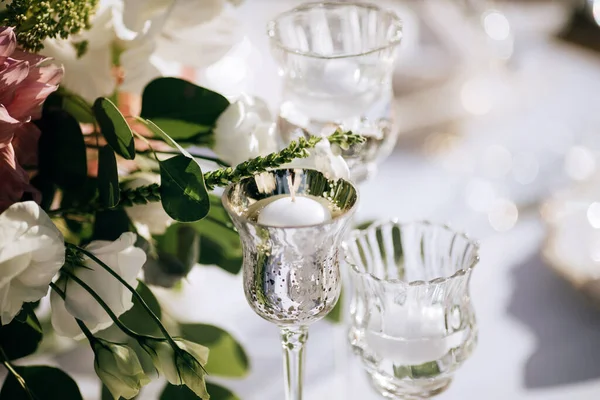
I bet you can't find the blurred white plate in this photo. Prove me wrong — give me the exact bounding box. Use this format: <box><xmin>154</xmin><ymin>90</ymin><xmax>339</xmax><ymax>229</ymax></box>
<box><xmin>541</xmin><ymin>176</ymin><xmax>600</xmax><ymax>305</ymax></box>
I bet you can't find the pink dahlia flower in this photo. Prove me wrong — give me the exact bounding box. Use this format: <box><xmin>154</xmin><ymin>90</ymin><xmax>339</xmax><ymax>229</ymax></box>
<box><xmin>0</xmin><ymin>27</ymin><xmax>63</xmax><ymax>212</ymax></box>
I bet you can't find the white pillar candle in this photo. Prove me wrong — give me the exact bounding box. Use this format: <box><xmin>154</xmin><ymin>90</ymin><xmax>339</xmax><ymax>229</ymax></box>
<box><xmin>257</xmin><ymin>196</ymin><xmax>331</xmax><ymax>227</ymax></box>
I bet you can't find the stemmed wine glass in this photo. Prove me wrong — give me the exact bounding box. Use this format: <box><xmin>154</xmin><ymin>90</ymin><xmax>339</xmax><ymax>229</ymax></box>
<box><xmin>222</xmin><ymin>169</ymin><xmax>358</xmax><ymax>400</ymax></box>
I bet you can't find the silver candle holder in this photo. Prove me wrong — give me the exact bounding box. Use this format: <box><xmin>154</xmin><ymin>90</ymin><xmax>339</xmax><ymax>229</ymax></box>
<box><xmin>222</xmin><ymin>169</ymin><xmax>358</xmax><ymax>400</ymax></box>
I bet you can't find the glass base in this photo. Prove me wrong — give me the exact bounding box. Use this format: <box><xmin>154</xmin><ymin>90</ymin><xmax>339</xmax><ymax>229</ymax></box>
<box><xmin>367</xmin><ymin>370</ymin><xmax>452</xmax><ymax>399</ymax></box>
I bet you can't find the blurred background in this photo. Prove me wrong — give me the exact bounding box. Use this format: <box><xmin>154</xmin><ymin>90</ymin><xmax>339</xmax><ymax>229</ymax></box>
<box><xmin>52</xmin><ymin>1</ymin><xmax>600</xmax><ymax>399</ymax></box>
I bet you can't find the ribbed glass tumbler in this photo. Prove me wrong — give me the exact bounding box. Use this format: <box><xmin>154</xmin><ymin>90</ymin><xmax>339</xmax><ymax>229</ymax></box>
<box><xmin>345</xmin><ymin>220</ymin><xmax>480</xmax><ymax>399</ymax></box>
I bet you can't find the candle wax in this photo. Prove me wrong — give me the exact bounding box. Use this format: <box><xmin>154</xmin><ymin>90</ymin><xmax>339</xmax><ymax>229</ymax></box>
<box><xmin>257</xmin><ymin>196</ymin><xmax>332</xmax><ymax>227</ymax></box>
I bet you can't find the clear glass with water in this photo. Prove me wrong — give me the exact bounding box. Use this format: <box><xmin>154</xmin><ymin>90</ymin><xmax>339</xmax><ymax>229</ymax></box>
<box><xmin>267</xmin><ymin>2</ymin><xmax>403</xmax><ymax>182</ymax></box>
<box><xmin>344</xmin><ymin>220</ymin><xmax>480</xmax><ymax>399</ymax></box>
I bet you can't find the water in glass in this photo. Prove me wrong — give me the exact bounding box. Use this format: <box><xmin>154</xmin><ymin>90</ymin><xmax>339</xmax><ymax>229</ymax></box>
<box><xmin>268</xmin><ymin>3</ymin><xmax>402</xmax><ymax>182</ymax></box>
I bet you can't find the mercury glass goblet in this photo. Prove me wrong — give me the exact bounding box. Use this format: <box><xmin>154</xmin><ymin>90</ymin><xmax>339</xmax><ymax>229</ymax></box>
<box><xmin>267</xmin><ymin>2</ymin><xmax>403</xmax><ymax>183</ymax></box>
<box><xmin>222</xmin><ymin>169</ymin><xmax>358</xmax><ymax>400</ymax></box>
<box><xmin>345</xmin><ymin>220</ymin><xmax>479</xmax><ymax>399</ymax></box>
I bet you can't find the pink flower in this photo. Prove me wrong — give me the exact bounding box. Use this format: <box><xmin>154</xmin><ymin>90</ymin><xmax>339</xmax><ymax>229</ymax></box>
<box><xmin>0</xmin><ymin>27</ymin><xmax>63</xmax><ymax>212</ymax></box>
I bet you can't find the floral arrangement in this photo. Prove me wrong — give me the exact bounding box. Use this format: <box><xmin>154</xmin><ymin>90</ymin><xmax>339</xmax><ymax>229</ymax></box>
<box><xmin>0</xmin><ymin>1</ymin><xmax>364</xmax><ymax>399</ymax></box>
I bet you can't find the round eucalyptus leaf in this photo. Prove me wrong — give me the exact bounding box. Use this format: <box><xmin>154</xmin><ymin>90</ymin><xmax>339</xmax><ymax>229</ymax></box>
<box><xmin>93</xmin><ymin>97</ymin><xmax>135</xmax><ymax>160</ymax></box>
<box><xmin>0</xmin><ymin>366</ymin><xmax>83</xmax><ymax>400</ymax></box>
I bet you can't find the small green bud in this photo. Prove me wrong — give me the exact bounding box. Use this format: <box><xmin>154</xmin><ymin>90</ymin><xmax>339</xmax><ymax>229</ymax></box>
<box><xmin>93</xmin><ymin>340</ymin><xmax>150</xmax><ymax>400</ymax></box>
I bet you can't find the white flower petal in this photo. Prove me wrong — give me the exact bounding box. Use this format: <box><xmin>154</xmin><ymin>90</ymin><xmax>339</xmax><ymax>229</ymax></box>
<box><xmin>124</xmin><ymin>174</ymin><xmax>173</xmax><ymax>235</ymax></box>
<box><xmin>0</xmin><ymin>202</ymin><xmax>64</xmax><ymax>325</ymax></box>
<box><xmin>213</xmin><ymin>94</ymin><xmax>278</xmax><ymax>165</ymax></box>
<box><xmin>51</xmin><ymin>233</ymin><xmax>146</xmax><ymax>338</ymax></box>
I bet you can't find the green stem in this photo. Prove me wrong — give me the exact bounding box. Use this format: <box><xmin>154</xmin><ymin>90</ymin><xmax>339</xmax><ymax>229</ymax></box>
<box><xmin>84</xmin><ymin>144</ymin><xmax>229</xmax><ymax>166</ymax></box>
<box><xmin>0</xmin><ymin>346</ymin><xmax>34</xmax><ymax>400</ymax></box>
<box><xmin>67</xmin><ymin>244</ymin><xmax>179</xmax><ymax>351</ymax></box>
<box><xmin>59</xmin><ymin>270</ymin><xmax>143</xmax><ymax>340</ymax></box>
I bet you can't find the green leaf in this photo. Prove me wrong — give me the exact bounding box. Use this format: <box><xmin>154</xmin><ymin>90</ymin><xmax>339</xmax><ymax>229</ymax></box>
<box><xmin>98</xmin><ymin>146</ymin><xmax>120</xmax><ymax>208</ymax></box>
<box><xmin>179</xmin><ymin>324</ymin><xmax>249</xmax><ymax>378</ymax></box>
<box><xmin>0</xmin><ymin>304</ymin><xmax>42</xmax><ymax>360</ymax></box>
<box><xmin>0</xmin><ymin>366</ymin><xmax>83</xmax><ymax>400</ymax></box>
<box><xmin>141</xmin><ymin>78</ymin><xmax>229</xmax><ymax>140</ymax></box>
<box><xmin>120</xmin><ymin>282</ymin><xmax>162</xmax><ymax>336</ymax></box>
<box><xmin>159</xmin><ymin>155</ymin><xmax>210</xmax><ymax>222</ymax></box>
<box><xmin>29</xmin><ymin>174</ymin><xmax>56</xmax><ymax>211</ymax></box>
<box><xmin>36</xmin><ymin>110</ymin><xmax>87</xmax><ymax>188</ymax></box>
<box><xmin>60</xmin><ymin>179</ymin><xmax>97</xmax><ymax>241</ymax></box>
<box><xmin>193</xmin><ymin>195</ymin><xmax>242</xmax><ymax>274</ymax></box>
<box><xmin>92</xmin><ymin>208</ymin><xmax>131</xmax><ymax>242</ymax></box>
<box><xmin>141</xmin><ymin>119</ymin><xmax>192</xmax><ymax>156</ymax></box>
<box><xmin>63</xmin><ymin>94</ymin><xmax>95</xmax><ymax>124</ymax></box>
<box><xmin>94</xmin><ymin>97</ymin><xmax>135</xmax><ymax>160</ymax></box>
<box><xmin>160</xmin><ymin>382</ymin><xmax>240</xmax><ymax>400</ymax></box>
<box><xmin>155</xmin><ymin>224</ymin><xmax>200</xmax><ymax>277</ymax></box>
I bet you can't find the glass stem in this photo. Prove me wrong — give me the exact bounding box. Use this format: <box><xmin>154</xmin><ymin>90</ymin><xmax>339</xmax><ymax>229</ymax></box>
<box><xmin>280</xmin><ymin>326</ymin><xmax>309</xmax><ymax>400</ymax></box>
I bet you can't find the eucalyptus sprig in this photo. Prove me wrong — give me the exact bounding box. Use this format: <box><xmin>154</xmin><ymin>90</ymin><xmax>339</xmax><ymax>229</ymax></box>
<box><xmin>1</xmin><ymin>0</ymin><xmax>99</xmax><ymax>52</ymax></box>
<box><xmin>48</xmin><ymin>129</ymin><xmax>365</xmax><ymax>217</ymax></box>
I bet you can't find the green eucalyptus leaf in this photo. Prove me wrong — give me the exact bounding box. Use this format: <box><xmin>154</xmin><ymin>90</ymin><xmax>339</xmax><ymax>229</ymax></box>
<box><xmin>36</xmin><ymin>110</ymin><xmax>87</xmax><ymax>188</ymax></box>
<box><xmin>141</xmin><ymin>78</ymin><xmax>229</xmax><ymax>140</ymax></box>
<box><xmin>155</xmin><ymin>224</ymin><xmax>200</xmax><ymax>277</ymax></box>
<box><xmin>160</xmin><ymin>382</ymin><xmax>240</xmax><ymax>400</ymax></box>
<box><xmin>98</xmin><ymin>146</ymin><xmax>120</xmax><ymax>208</ymax></box>
<box><xmin>29</xmin><ymin>174</ymin><xmax>56</xmax><ymax>211</ymax></box>
<box><xmin>193</xmin><ymin>195</ymin><xmax>242</xmax><ymax>274</ymax></box>
<box><xmin>60</xmin><ymin>178</ymin><xmax>97</xmax><ymax>241</ymax></box>
<box><xmin>0</xmin><ymin>304</ymin><xmax>42</xmax><ymax>360</ymax></box>
<box><xmin>159</xmin><ymin>155</ymin><xmax>210</xmax><ymax>222</ymax></box>
<box><xmin>179</xmin><ymin>323</ymin><xmax>249</xmax><ymax>378</ymax></box>
<box><xmin>94</xmin><ymin>97</ymin><xmax>135</xmax><ymax>160</ymax></box>
<box><xmin>141</xmin><ymin>118</ymin><xmax>192</xmax><ymax>156</ymax></box>
<box><xmin>92</xmin><ymin>208</ymin><xmax>131</xmax><ymax>242</ymax></box>
<box><xmin>0</xmin><ymin>366</ymin><xmax>83</xmax><ymax>400</ymax></box>
<box><xmin>63</xmin><ymin>94</ymin><xmax>95</xmax><ymax>124</ymax></box>
<box><xmin>120</xmin><ymin>282</ymin><xmax>162</xmax><ymax>336</ymax></box>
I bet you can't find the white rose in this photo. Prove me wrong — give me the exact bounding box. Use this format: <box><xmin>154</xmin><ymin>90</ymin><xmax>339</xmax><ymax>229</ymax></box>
<box><xmin>283</xmin><ymin>138</ymin><xmax>350</xmax><ymax>181</ymax></box>
<box><xmin>42</xmin><ymin>0</ymin><xmax>242</xmax><ymax>100</ymax></box>
<box><xmin>123</xmin><ymin>173</ymin><xmax>173</xmax><ymax>236</ymax></box>
<box><xmin>213</xmin><ymin>94</ymin><xmax>278</xmax><ymax>165</ymax></box>
<box><xmin>0</xmin><ymin>201</ymin><xmax>65</xmax><ymax>325</ymax></box>
<box><xmin>50</xmin><ymin>232</ymin><xmax>146</xmax><ymax>339</ymax></box>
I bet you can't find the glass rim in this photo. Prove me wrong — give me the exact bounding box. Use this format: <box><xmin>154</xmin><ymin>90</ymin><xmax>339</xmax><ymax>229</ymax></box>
<box><xmin>221</xmin><ymin>168</ymin><xmax>359</xmax><ymax>230</ymax></box>
<box><xmin>344</xmin><ymin>219</ymin><xmax>480</xmax><ymax>286</ymax></box>
<box><xmin>266</xmin><ymin>1</ymin><xmax>403</xmax><ymax>60</ymax></box>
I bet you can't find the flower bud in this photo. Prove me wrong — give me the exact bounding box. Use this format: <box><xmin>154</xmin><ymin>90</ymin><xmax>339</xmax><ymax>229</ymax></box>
<box><xmin>93</xmin><ymin>340</ymin><xmax>150</xmax><ymax>400</ymax></box>
<box><xmin>142</xmin><ymin>338</ymin><xmax>209</xmax><ymax>399</ymax></box>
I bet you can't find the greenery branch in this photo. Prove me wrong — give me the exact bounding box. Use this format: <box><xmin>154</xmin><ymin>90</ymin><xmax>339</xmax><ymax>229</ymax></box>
<box><xmin>49</xmin><ymin>281</ymin><xmax>98</xmax><ymax>345</ymax></box>
<box><xmin>47</xmin><ymin>129</ymin><xmax>364</xmax><ymax>217</ymax></box>
<box><xmin>51</xmin><ymin>274</ymin><xmax>144</xmax><ymax>341</ymax></box>
<box><xmin>0</xmin><ymin>346</ymin><xmax>34</xmax><ymax>400</ymax></box>
<box><xmin>63</xmin><ymin>244</ymin><xmax>200</xmax><ymax>368</ymax></box>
